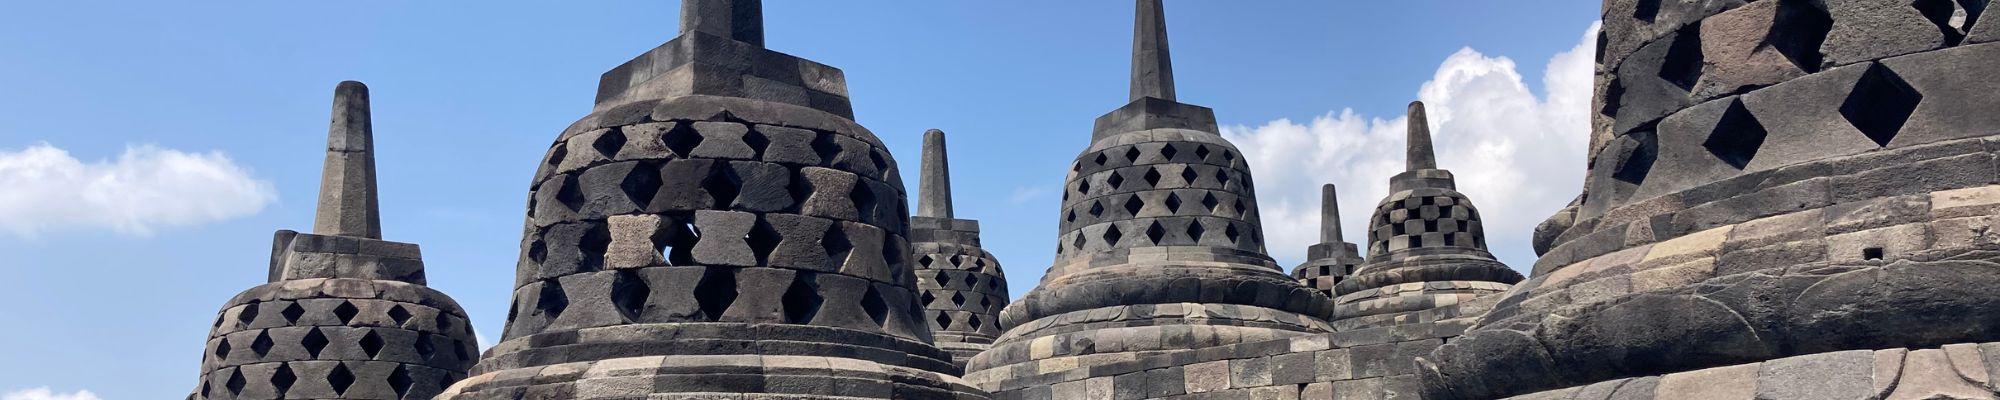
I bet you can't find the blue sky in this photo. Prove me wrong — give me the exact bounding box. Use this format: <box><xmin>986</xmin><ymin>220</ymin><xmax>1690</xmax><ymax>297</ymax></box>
<box><xmin>0</xmin><ymin>1</ymin><xmax>1598</xmax><ymax>397</ymax></box>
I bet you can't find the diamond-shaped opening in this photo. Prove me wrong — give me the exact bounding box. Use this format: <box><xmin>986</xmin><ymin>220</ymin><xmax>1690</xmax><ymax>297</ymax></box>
<box><xmin>225</xmin><ymin>369</ymin><xmax>247</xmax><ymax>396</ymax></box>
<box><xmin>1914</xmin><ymin>0</ymin><xmax>1969</xmax><ymax>45</ymax></box>
<box><xmin>1123</xmin><ymin>147</ymin><xmax>1142</xmax><ymax>163</ymax></box>
<box><xmin>1146</xmin><ymin>221</ymin><xmax>1167</xmax><ymax>244</ymax></box>
<box><xmin>810</xmin><ymin>131</ymin><xmax>843</xmax><ymax>164</ymax></box>
<box><xmin>415</xmin><ymin>332</ymin><xmax>437</xmax><ymax>361</ymax></box>
<box><xmin>1223</xmin><ymin>150</ymin><xmax>1236</xmax><ymax>162</ymax></box>
<box><xmin>935</xmin><ymin>311</ymin><xmax>954</xmax><ymax>329</ymax></box>
<box><xmin>1094</xmin><ymin>152</ymin><xmax>1109</xmax><ymax>166</ymax></box>
<box><xmin>747</xmin><ymin>219</ymin><xmax>783</xmax><ymax>266</ymax></box>
<box><xmin>973</xmin><ymin>258</ymin><xmax>987</xmax><ymax>272</ymax></box>
<box><xmin>611</xmin><ymin>269</ymin><xmax>650</xmax><ymax>322</ymax></box>
<box><xmin>278</xmin><ymin>303</ymin><xmax>304</xmax><ymax>324</ymax></box>
<box><xmin>850</xmin><ymin>181</ymin><xmax>879</xmax><ymax>220</ymax></box>
<box><xmin>328</xmin><ymin>363</ymin><xmax>355</xmax><ymax>395</ymax></box>
<box><xmin>270</xmin><ymin>363</ymin><xmax>297</xmax><ymax>395</ymax></box>
<box><xmin>1089</xmin><ymin>201</ymin><xmax>1106</xmax><ymax>217</ymax></box>
<box><xmin>537</xmin><ymin>279</ymin><xmax>571</xmax><ymax>324</ymax></box>
<box><xmin>1123</xmin><ymin>196</ymin><xmax>1145</xmax><ymax>216</ymax></box>
<box><xmin>1841</xmin><ymin>63</ymin><xmax>1923</xmax><ymax>147</ymax></box>
<box><xmin>621</xmin><ymin>162</ymin><xmax>663</xmax><ymax>208</ymax></box>
<box><xmin>214</xmin><ymin>338</ymin><xmax>232</xmax><ymax>360</ymax></box>
<box><xmin>546</xmin><ymin>144</ymin><xmax>568</xmax><ymax>169</ymax></box>
<box><xmin>1072</xmin><ymin>161</ymin><xmax>1083</xmax><ymax>173</ymax></box>
<box><xmin>1107</xmin><ymin>171</ymin><xmax>1126</xmax><ymax>190</ymax></box>
<box><xmin>962</xmin><ymin>272</ymin><xmax>978</xmax><ymax>288</ymax></box>
<box><xmin>1143</xmin><ymin>168</ymin><xmax>1162</xmax><ymax>187</ymax></box>
<box><xmin>528</xmin><ymin>238</ymin><xmax>549</xmax><ymax>265</ymax></box>
<box><xmin>862</xmin><ymin>285</ymin><xmax>890</xmax><ymax>326</ymax></box>
<box><xmin>968</xmin><ymin>315</ymin><xmax>984</xmax><ymax>330</ymax></box>
<box><xmin>1187</xmin><ymin>221</ymin><xmax>1207</xmax><ymax>241</ymax></box>
<box><xmin>359</xmin><ymin>331</ymin><xmax>385</xmax><ymax>358</ymax></box>
<box><xmin>388</xmin><ymin>305</ymin><xmax>413</xmax><ymax>327</ymax></box>
<box><xmin>1072</xmin><ymin>232</ymin><xmax>1088</xmax><ymax>250</ymax></box>
<box><xmin>1103</xmin><ymin>225</ymin><xmax>1125</xmax><ymax>246</ymax></box>
<box><xmin>1225</xmin><ymin>224</ymin><xmax>1242</xmax><ymax>243</ymax></box>
<box><xmin>694</xmin><ymin>268</ymin><xmax>738</xmax><ymax>321</ymax></box>
<box><xmin>1216</xmin><ymin>170</ymin><xmax>1231</xmax><ymax>185</ymax></box>
<box><xmin>1164</xmin><ymin>193</ymin><xmax>1183</xmax><ymax>213</ymax></box>
<box><xmin>821</xmin><ymin>224</ymin><xmax>853</xmax><ymax>270</ymax></box>
<box><xmin>1076</xmin><ymin>179</ymin><xmax>1091</xmax><ymax>195</ymax></box>
<box><xmin>921</xmin><ymin>290</ymin><xmax>937</xmax><ymax>306</ymax></box>
<box><xmin>782</xmin><ymin>273</ymin><xmax>825</xmax><ymax>324</ymax></box>
<box><xmin>1234</xmin><ymin>199</ymin><xmax>1247</xmax><ymax>215</ymax></box>
<box><xmin>555</xmin><ymin>175</ymin><xmax>586</xmax><ymax>211</ymax></box>
<box><xmin>1770</xmin><ymin>0</ymin><xmax>1834</xmax><ymax>72</ymax></box>
<box><xmin>1194</xmin><ymin>145</ymin><xmax>1211</xmax><ymax>160</ymax></box>
<box><xmin>951</xmin><ymin>292</ymin><xmax>967</xmax><ymax>306</ymax></box>
<box><xmin>1613</xmin><ymin>131</ymin><xmax>1660</xmax><ymax>185</ymax></box>
<box><xmin>302</xmin><ymin>328</ymin><xmax>330</xmax><ymax>358</ymax></box>
<box><xmin>1201</xmin><ymin>193</ymin><xmax>1220</xmax><ymax>212</ymax></box>
<box><xmin>1658</xmin><ymin>26</ymin><xmax>1704</xmax><ymax>92</ymax></box>
<box><xmin>1180</xmin><ymin>167</ymin><xmax>1199</xmax><ymax>185</ymax></box>
<box><xmin>659</xmin><ymin>219</ymin><xmax>701</xmax><ymax>266</ymax></box>
<box><xmin>1066</xmin><ymin>210</ymin><xmax>1077</xmax><ymax>223</ymax></box>
<box><xmin>917</xmin><ymin>254</ymin><xmax>934</xmax><ymax>268</ymax></box>
<box><xmin>250</xmin><ymin>331</ymin><xmax>274</xmax><ymax>357</ymax></box>
<box><xmin>1160</xmin><ymin>144</ymin><xmax>1179</xmax><ymax>160</ymax></box>
<box><xmin>237</xmin><ymin>302</ymin><xmax>261</xmax><ymax>326</ymax></box>
<box><xmin>869</xmin><ymin>149</ymin><xmax>890</xmax><ymax>174</ymax></box>
<box><xmin>593</xmin><ymin>130</ymin><xmax>628</xmax><ymax>158</ymax></box>
<box><xmin>703</xmin><ymin>167</ymin><xmax>743</xmax><ymax>209</ymax></box>
<box><xmin>981</xmin><ymin>295</ymin><xmax>994</xmax><ymax>309</ymax></box>
<box><xmin>742</xmin><ymin>128</ymin><xmax>771</xmax><ymax>159</ymax></box>
<box><xmin>664</xmin><ymin>122</ymin><xmax>704</xmax><ymax>157</ymax></box>
<box><xmin>389</xmin><ymin>365</ymin><xmax>415</xmax><ymax>398</ymax></box>
<box><xmin>1703</xmin><ymin>100</ymin><xmax>1768</xmax><ymax>169</ymax></box>
<box><xmin>1634</xmin><ymin>0</ymin><xmax>1661</xmax><ymax>22</ymax></box>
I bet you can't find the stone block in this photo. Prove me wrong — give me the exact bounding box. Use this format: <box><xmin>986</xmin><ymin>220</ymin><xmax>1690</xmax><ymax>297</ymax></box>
<box><xmin>1184</xmin><ymin>360</ymin><xmax>1231</xmax><ymax>393</ymax></box>
<box><xmin>1229</xmin><ymin>357</ymin><xmax>1273</xmax><ymax>388</ymax></box>
<box><xmin>1756</xmin><ymin>350</ymin><xmax>1876</xmax><ymax>400</ymax></box>
<box><xmin>1886</xmin><ymin>348</ymin><xmax>1994</xmax><ymax>400</ymax></box>
<box><xmin>1316</xmin><ymin>348</ymin><xmax>1354</xmax><ymax>381</ymax></box>
<box><xmin>1819</xmin><ymin>0</ymin><xmax>1947</xmax><ymax>67</ymax></box>
<box><xmin>1654</xmin><ymin>362</ymin><xmax>1757</xmax><ymax>400</ymax></box>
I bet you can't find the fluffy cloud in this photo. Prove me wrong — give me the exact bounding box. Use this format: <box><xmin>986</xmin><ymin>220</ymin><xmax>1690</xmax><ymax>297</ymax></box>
<box><xmin>0</xmin><ymin>143</ymin><xmax>276</xmax><ymax>237</ymax></box>
<box><xmin>2</xmin><ymin>388</ymin><xmax>100</xmax><ymax>400</ymax></box>
<box><xmin>1225</xmin><ymin>22</ymin><xmax>1600</xmax><ymax>270</ymax></box>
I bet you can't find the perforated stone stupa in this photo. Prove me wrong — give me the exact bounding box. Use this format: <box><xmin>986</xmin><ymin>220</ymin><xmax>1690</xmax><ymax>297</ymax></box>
<box><xmin>909</xmin><ymin>129</ymin><xmax>1012</xmax><ymax>369</ymax></box>
<box><xmin>964</xmin><ymin>0</ymin><xmax>1335</xmax><ymax>388</ymax></box>
<box><xmin>1292</xmin><ymin>184</ymin><xmax>1366</xmax><ymax>299</ymax></box>
<box><xmin>1422</xmin><ymin>0</ymin><xmax>2000</xmax><ymax>398</ymax></box>
<box><xmin>439</xmin><ymin>0</ymin><xmax>983</xmax><ymax>398</ymax></box>
<box><xmin>1330</xmin><ymin>102</ymin><xmax>1522</xmax><ymax>331</ymax></box>
<box><xmin>192</xmin><ymin>81</ymin><xmax>478</xmax><ymax>400</ymax></box>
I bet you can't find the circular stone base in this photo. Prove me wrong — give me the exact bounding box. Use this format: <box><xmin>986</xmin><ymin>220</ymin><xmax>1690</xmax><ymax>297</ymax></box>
<box><xmin>440</xmin><ymin>355</ymin><xmax>989</xmax><ymax>399</ymax></box>
<box><xmin>964</xmin><ymin>302</ymin><xmax>1330</xmax><ymax>386</ymax></box>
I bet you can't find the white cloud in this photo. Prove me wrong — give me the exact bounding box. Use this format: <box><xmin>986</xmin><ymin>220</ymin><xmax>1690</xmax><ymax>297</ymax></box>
<box><xmin>1225</xmin><ymin>22</ymin><xmax>1600</xmax><ymax>270</ymax></box>
<box><xmin>1008</xmin><ymin>185</ymin><xmax>1054</xmax><ymax>205</ymax></box>
<box><xmin>2</xmin><ymin>388</ymin><xmax>101</xmax><ymax>400</ymax></box>
<box><xmin>0</xmin><ymin>143</ymin><xmax>276</xmax><ymax>237</ymax></box>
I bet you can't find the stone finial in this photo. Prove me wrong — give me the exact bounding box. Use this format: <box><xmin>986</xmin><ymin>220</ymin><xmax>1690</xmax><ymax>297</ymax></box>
<box><xmin>1130</xmin><ymin>0</ymin><xmax>1177</xmax><ymax>102</ymax></box>
<box><xmin>1406</xmin><ymin>101</ymin><xmax>1438</xmax><ymax>171</ymax></box>
<box><xmin>681</xmin><ymin>0</ymin><xmax>765</xmax><ymax>46</ymax></box>
<box><xmin>918</xmin><ymin>129</ymin><xmax>955</xmax><ymax>219</ymax></box>
<box><xmin>314</xmin><ymin>81</ymin><xmax>382</xmax><ymax>239</ymax></box>
<box><xmin>1320</xmin><ymin>184</ymin><xmax>1344</xmax><ymax>244</ymax></box>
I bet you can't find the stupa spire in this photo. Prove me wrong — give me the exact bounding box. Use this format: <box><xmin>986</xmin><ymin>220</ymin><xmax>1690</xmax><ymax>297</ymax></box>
<box><xmin>313</xmin><ymin>80</ymin><xmax>382</xmax><ymax>239</ymax></box>
<box><xmin>1130</xmin><ymin>0</ymin><xmax>1176</xmax><ymax>102</ymax></box>
<box><xmin>681</xmin><ymin>0</ymin><xmax>764</xmax><ymax>46</ymax></box>
<box><xmin>1320</xmin><ymin>184</ymin><xmax>1344</xmax><ymax>244</ymax></box>
<box><xmin>1407</xmin><ymin>101</ymin><xmax>1438</xmax><ymax>171</ymax></box>
<box><xmin>918</xmin><ymin>129</ymin><xmax>954</xmax><ymax>219</ymax></box>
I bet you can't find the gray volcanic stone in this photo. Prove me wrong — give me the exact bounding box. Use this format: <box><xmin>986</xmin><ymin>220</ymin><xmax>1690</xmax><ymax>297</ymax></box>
<box><xmin>1818</xmin><ymin>0</ymin><xmax>1947</xmax><ymax>68</ymax></box>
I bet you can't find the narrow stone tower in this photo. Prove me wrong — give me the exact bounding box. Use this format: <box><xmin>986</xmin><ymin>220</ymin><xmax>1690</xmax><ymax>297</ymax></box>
<box><xmin>193</xmin><ymin>81</ymin><xmax>478</xmax><ymax>400</ymax></box>
<box><xmin>909</xmin><ymin>129</ymin><xmax>1011</xmax><ymax>369</ymax></box>
<box><xmin>1426</xmin><ymin>0</ymin><xmax>2000</xmax><ymax>397</ymax></box>
<box><xmin>1292</xmin><ymin>184</ymin><xmax>1365</xmax><ymax>299</ymax></box>
<box><xmin>965</xmin><ymin>0</ymin><xmax>1334</xmax><ymax>388</ymax></box>
<box><xmin>1329</xmin><ymin>102</ymin><xmax>1521</xmax><ymax>331</ymax></box>
<box><xmin>441</xmin><ymin>1</ymin><xmax>984</xmax><ymax>398</ymax></box>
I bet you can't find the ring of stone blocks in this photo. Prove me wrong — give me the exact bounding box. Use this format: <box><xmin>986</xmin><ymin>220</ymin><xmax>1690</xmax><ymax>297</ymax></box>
<box><xmin>911</xmin><ymin>243</ymin><xmax>1004</xmax><ymax>275</ymax></box>
<box><xmin>195</xmin><ymin>359</ymin><xmax>463</xmax><ymax>400</ymax></box>
<box><xmin>968</xmin><ymin>324</ymin><xmax>1321</xmax><ymax>381</ymax></box>
<box><xmin>498</xmin><ymin>264</ymin><xmax>934</xmax><ymax>344</ymax></box>
<box><xmin>1541</xmin><ymin>134</ymin><xmax>1999</xmax><ymax>275</ymax></box>
<box><xmin>918</xmin><ymin>285</ymin><xmax>1007</xmax><ymax>313</ymax></box>
<box><xmin>1335</xmin><ymin>280</ymin><xmax>1515</xmax><ymax>305</ymax></box>
<box><xmin>998</xmin><ymin>264</ymin><xmax>1332</xmax><ymax>327</ymax></box>
<box><xmin>206</xmin><ymin>303</ymin><xmax>477</xmax><ymax>371</ymax></box>
<box><xmin>478</xmin><ymin>322</ymin><xmax>961</xmax><ymax>375</ymax></box>
<box><xmin>1582</xmin><ymin>2</ymin><xmax>2000</xmax><ymax>227</ymax></box>
<box><xmin>1332</xmin><ymin>290</ymin><xmax>1501</xmax><ymax>320</ymax></box>
<box><xmin>1332</xmin><ymin>257</ymin><xmax>1520</xmax><ymax>295</ymax></box>
<box><xmin>1367</xmin><ymin>190</ymin><xmax>1487</xmax><ymax>255</ymax></box>
<box><xmin>1056</xmin><ymin>215</ymin><xmax>1268</xmax><ymax>259</ymax></box>
<box><xmin>436</xmin><ymin>355</ymin><xmax>988</xmax><ymax>400</ymax></box>
<box><xmin>991</xmin><ymin>303</ymin><xmax>1334</xmax><ymax>347</ymax></box>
